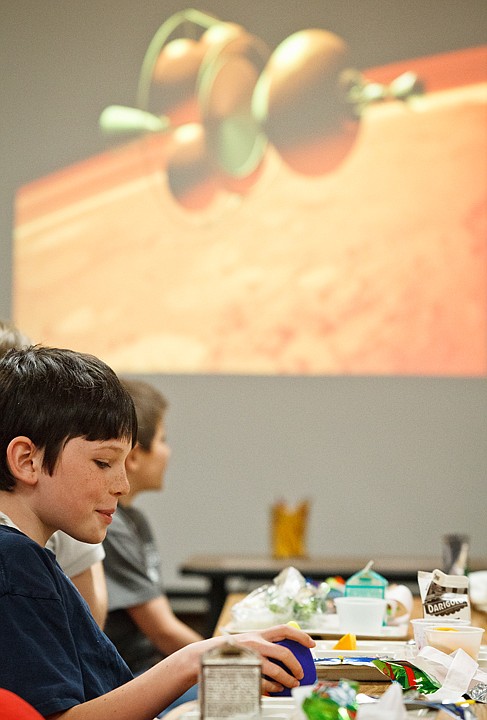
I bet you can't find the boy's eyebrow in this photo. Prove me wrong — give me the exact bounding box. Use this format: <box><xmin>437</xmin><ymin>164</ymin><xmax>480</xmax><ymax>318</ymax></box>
<box><xmin>91</xmin><ymin>442</ymin><xmax>128</xmax><ymax>453</ymax></box>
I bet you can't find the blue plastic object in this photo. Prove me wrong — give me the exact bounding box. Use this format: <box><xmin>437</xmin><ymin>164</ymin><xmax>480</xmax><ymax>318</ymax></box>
<box><xmin>268</xmin><ymin>638</ymin><xmax>317</xmax><ymax>697</ymax></box>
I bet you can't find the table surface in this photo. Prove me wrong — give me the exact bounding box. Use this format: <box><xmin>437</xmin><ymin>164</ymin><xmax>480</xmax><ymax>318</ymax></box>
<box><xmin>209</xmin><ymin>593</ymin><xmax>487</xmax><ymax>719</ymax></box>
<box><xmin>215</xmin><ymin>593</ymin><xmax>487</xmax><ymax>639</ymax></box>
<box><xmin>181</xmin><ymin>553</ymin><xmax>487</xmax><ymax>636</ymax></box>
<box><xmin>163</xmin><ymin>596</ymin><xmax>487</xmax><ymax>719</ymax></box>
<box><xmin>164</xmin><ymin>699</ymin><xmax>485</xmax><ymax>720</ymax></box>
<box><xmin>180</xmin><ymin>553</ymin><xmax>487</xmax><ymax>579</ymax></box>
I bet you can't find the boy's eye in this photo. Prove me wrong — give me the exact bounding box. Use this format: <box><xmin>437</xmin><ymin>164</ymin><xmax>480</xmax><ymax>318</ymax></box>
<box><xmin>95</xmin><ymin>460</ymin><xmax>111</xmax><ymax>469</ymax></box>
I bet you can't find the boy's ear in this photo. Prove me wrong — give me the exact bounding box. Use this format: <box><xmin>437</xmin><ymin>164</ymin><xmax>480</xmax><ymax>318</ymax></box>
<box><xmin>125</xmin><ymin>444</ymin><xmax>142</xmax><ymax>474</ymax></box>
<box><xmin>6</xmin><ymin>437</ymin><xmax>42</xmax><ymax>486</ymax></box>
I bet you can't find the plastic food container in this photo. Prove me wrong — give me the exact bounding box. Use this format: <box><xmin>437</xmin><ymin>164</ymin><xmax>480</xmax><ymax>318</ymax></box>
<box><xmin>411</xmin><ymin>617</ymin><xmax>469</xmax><ymax>651</ymax></box>
<box><xmin>424</xmin><ymin>625</ymin><xmax>484</xmax><ymax>660</ymax></box>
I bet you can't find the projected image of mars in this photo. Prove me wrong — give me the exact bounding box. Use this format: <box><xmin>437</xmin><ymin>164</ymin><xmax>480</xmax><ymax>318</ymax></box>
<box><xmin>13</xmin><ymin>19</ymin><xmax>487</xmax><ymax>375</ymax></box>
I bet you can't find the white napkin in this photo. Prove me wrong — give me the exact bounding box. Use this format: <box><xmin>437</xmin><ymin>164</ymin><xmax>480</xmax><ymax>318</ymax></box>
<box><xmin>412</xmin><ymin>646</ymin><xmax>487</xmax><ymax>702</ymax></box>
<box><xmin>356</xmin><ymin>683</ymin><xmax>408</xmax><ymax>719</ymax></box>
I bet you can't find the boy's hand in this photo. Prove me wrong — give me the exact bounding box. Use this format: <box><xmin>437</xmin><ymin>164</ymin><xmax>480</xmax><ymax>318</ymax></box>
<box><xmin>232</xmin><ymin>625</ymin><xmax>316</xmax><ymax>695</ymax></box>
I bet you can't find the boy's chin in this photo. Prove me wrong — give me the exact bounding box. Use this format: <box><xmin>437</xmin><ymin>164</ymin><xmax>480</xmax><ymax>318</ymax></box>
<box><xmin>74</xmin><ymin>528</ymin><xmax>107</xmax><ymax>545</ymax></box>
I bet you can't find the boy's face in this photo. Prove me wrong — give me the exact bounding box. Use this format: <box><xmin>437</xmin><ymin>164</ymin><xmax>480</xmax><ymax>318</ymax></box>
<box><xmin>137</xmin><ymin>418</ymin><xmax>171</xmax><ymax>492</ymax></box>
<box><xmin>35</xmin><ymin>436</ymin><xmax>131</xmax><ymax>544</ymax></box>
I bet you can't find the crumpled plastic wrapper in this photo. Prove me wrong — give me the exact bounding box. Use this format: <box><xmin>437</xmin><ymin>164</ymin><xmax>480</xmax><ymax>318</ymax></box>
<box><xmin>412</xmin><ymin>646</ymin><xmax>487</xmax><ymax>702</ymax></box>
<box><xmin>293</xmin><ymin>680</ymin><xmax>358</xmax><ymax>720</ymax></box>
<box><xmin>230</xmin><ymin>567</ymin><xmax>330</xmax><ymax>629</ymax></box>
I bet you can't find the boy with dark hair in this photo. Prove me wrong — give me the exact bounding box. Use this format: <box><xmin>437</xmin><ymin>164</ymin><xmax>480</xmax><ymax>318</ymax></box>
<box><xmin>0</xmin><ymin>346</ymin><xmax>314</xmax><ymax>718</ymax></box>
<box><xmin>0</xmin><ymin>320</ymin><xmax>108</xmax><ymax>627</ymax></box>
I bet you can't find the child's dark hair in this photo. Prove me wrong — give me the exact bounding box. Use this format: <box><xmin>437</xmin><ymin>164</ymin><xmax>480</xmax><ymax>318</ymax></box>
<box><xmin>0</xmin><ymin>346</ymin><xmax>138</xmax><ymax>491</ymax></box>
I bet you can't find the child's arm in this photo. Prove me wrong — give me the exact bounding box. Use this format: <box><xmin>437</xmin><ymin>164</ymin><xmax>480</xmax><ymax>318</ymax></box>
<box><xmin>127</xmin><ymin>593</ymin><xmax>203</xmax><ymax>654</ymax></box>
<box><xmin>45</xmin><ymin>625</ymin><xmax>315</xmax><ymax>720</ymax></box>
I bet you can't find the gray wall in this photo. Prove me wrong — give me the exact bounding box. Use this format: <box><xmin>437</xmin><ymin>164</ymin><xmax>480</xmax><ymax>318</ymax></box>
<box><xmin>1</xmin><ymin>1</ymin><xmax>486</xmax><ymax>590</ymax></box>
<box><xmin>131</xmin><ymin>372</ymin><xmax>487</xmax><ymax>590</ymax></box>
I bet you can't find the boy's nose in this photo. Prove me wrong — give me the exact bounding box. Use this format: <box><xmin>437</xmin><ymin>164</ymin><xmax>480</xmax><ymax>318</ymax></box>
<box><xmin>113</xmin><ymin>467</ymin><xmax>130</xmax><ymax>496</ymax></box>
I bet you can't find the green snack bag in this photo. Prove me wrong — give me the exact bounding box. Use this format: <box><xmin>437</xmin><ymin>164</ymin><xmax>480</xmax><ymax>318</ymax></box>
<box><xmin>302</xmin><ymin>680</ymin><xmax>358</xmax><ymax>720</ymax></box>
<box><xmin>372</xmin><ymin>659</ymin><xmax>441</xmax><ymax>694</ymax></box>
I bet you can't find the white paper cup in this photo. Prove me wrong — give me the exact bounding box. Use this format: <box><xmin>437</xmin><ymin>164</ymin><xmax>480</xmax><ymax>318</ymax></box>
<box><xmin>334</xmin><ymin>596</ymin><xmax>387</xmax><ymax>635</ymax></box>
<box><xmin>425</xmin><ymin>625</ymin><xmax>484</xmax><ymax>660</ymax></box>
<box><xmin>410</xmin><ymin>617</ymin><xmax>469</xmax><ymax>651</ymax></box>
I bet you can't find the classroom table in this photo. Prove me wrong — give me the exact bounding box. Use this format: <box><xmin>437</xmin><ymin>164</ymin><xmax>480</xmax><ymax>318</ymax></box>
<box><xmin>180</xmin><ymin>553</ymin><xmax>487</xmax><ymax>635</ymax></box>
<box><xmin>164</xmin><ymin>594</ymin><xmax>487</xmax><ymax>719</ymax></box>
<box><xmin>214</xmin><ymin>593</ymin><xmax>487</xmax><ymax>639</ymax></box>
<box><xmin>213</xmin><ymin>592</ymin><xmax>487</xmax><ymax>719</ymax></box>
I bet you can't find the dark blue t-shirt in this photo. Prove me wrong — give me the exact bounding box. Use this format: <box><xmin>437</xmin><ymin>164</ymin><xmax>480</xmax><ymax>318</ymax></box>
<box><xmin>0</xmin><ymin>525</ymin><xmax>133</xmax><ymax>716</ymax></box>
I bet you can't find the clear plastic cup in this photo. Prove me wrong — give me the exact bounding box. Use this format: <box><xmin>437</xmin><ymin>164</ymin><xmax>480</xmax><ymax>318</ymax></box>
<box><xmin>334</xmin><ymin>596</ymin><xmax>387</xmax><ymax>635</ymax></box>
<box><xmin>411</xmin><ymin>617</ymin><xmax>469</xmax><ymax>651</ymax></box>
<box><xmin>424</xmin><ymin>625</ymin><xmax>484</xmax><ymax>660</ymax></box>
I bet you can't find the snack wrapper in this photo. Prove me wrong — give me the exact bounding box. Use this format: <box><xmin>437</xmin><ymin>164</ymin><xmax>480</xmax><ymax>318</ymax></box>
<box><xmin>418</xmin><ymin>569</ymin><xmax>471</xmax><ymax>621</ymax></box>
<box><xmin>293</xmin><ymin>680</ymin><xmax>358</xmax><ymax>720</ymax></box>
<box><xmin>325</xmin><ymin>576</ymin><xmax>346</xmax><ymax>599</ymax></box>
<box><xmin>470</xmin><ymin>682</ymin><xmax>487</xmax><ymax>703</ymax></box>
<box><xmin>230</xmin><ymin>567</ymin><xmax>330</xmax><ymax>629</ymax></box>
<box><xmin>371</xmin><ymin>659</ymin><xmax>441</xmax><ymax>694</ymax></box>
